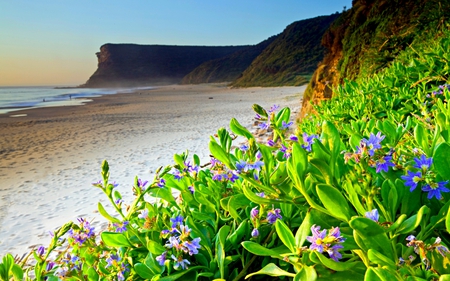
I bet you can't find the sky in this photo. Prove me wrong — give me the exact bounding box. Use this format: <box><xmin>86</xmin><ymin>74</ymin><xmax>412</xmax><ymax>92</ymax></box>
<box><xmin>0</xmin><ymin>0</ymin><xmax>352</xmax><ymax>86</ymax></box>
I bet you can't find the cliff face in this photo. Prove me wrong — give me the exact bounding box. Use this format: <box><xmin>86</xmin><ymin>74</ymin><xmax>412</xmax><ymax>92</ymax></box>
<box><xmin>181</xmin><ymin>36</ymin><xmax>278</xmax><ymax>84</ymax></box>
<box><xmin>231</xmin><ymin>14</ymin><xmax>341</xmax><ymax>87</ymax></box>
<box><xmin>301</xmin><ymin>0</ymin><xmax>450</xmax><ymax>115</ymax></box>
<box><xmin>81</xmin><ymin>44</ymin><xmax>249</xmax><ymax>88</ymax></box>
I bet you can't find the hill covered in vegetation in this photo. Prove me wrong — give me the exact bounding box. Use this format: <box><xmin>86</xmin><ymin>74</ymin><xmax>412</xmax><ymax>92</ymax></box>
<box><xmin>81</xmin><ymin>44</ymin><xmax>249</xmax><ymax>88</ymax></box>
<box><xmin>301</xmin><ymin>0</ymin><xmax>450</xmax><ymax>115</ymax></box>
<box><xmin>231</xmin><ymin>14</ymin><xmax>340</xmax><ymax>87</ymax></box>
<box><xmin>180</xmin><ymin>36</ymin><xmax>277</xmax><ymax>84</ymax></box>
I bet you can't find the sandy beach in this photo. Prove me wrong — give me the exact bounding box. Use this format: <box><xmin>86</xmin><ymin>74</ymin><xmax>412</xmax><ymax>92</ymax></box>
<box><xmin>0</xmin><ymin>83</ymin><xmax>305</xmax><ymax>257</ymax></box>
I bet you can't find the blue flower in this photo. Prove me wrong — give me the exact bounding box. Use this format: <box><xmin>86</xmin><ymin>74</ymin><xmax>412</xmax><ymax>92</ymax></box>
<box><xmin>327</xmin><ymin>244</ymin><xmax>344</xmax><ymax>262</ymax></box>
<box><xmin>173</xmin><ymin>170</ymin><xmax>183</xmax><ymax>181</ymax></box>
<box><xmin>156</xmin><ymin>251</ymin><xmax>167</xmax><ymax>266</ymax></box>
<box><xmin>302</xmin><ymin>133</ymin><xmax>319</xmax><ymax>152</ymax></box>
<box><xmin>421</xmin><ymin>181</ymin><xmax>449</xmax><ymax>200</ymax></box>
<box><xmin>235</xmin><ymin>160</ymin><xmax>249</xmax><ymax>172</ymax></box>
<box><xmin>267</xmin><ymin>208</ymin><xmax>282</xmax><ymax>224</ymax></box>
<box><xmin>375</xmin><ymin>155</ymin><xmax>395</xmax><ymax>173</ymax></box>
<box><xmin>401</xmin><ymin>171</ymin><xmax>423</xmax><ymax>192</ymax></box>
<box><xmin>114</xmin><ymin>221</ymin><xmax>129</xmax><ymax>233</ymax></box>
<box><xmin>171</xmin><ymin>216</ymin><xmax>184</xmax><ymax>228</ymax></box>
<box><xmin>289</xmin><ymin>134</ymin><xmax>298</xmax><ymax>141</ymax></box>
<box><xmin>106</xmin><ymin>254</ymin><xmax>121</xmax><ymax>268</ymax></box>
<box><xmin>413</xmin><ymin>154</ymin><xmax>433</xmax><ymax>171</ymax></box>
<box><xmin>281</xmin><ymin>120</ymin><xmax>293</xmax><ymax>129</ymax></box>
<box><xmin>365</xmin><ymin>132</ymin><xmax>385</xmax><ymax>156</ymax></box>
<box><xmin>137</xmin><ymin>178</ymin><xmax>148</xmax><ymax>190</ymax></box>
<box><xmin>188</xmin><ymin>185</ymin><xmax>195</xmax><ymax>194</ymax></box>
<box><xmin>250</xmin><ymin>161</ymin><xmax>264</xmax><ymax>172</ymax></box>
<box><xmin>171</xmin><ymin>254</ymin><xmax>190</xmax><ymax>270</ymax></box>
<box><xmin>259</xmin><ymin>122</ymin><xmax>270</xmax><ymax>130</ymax></box>
<box><xmin>157</xmin><ymin>178</ymin><xmax>166</xmax><ymax>188</ymax></box>
<box><xmin>256</xmin><ymin>192</ymin><xmax>265</xmax><ymax>198</ymax></box>
<box><xmin>280</xmin><ymin>144</ymin><xmax>291</xmax><ymax>159</ymax></box>
<box><xmin>183</xmin><ymin>237</ymin><xmax>201</xmax><ymax>255</ymax></box>
<box><xmin>306</xmin><ymin>225</ymin><xmax>345</xmax><ymax>261</ymax></box>
<box><xmin>365</xmin><ymin>209</ymin><xmax>379</xmax><ymax>222</ymax></box>
<box><xmin>251</xmin><ymin>228</ymin><xmax>259</xmax><ymax>238</ymax></box>
<box><xmin>165</xmin><ymin>236</ymin><xmax>182</xmax><ymax>250</ymax></box>
<box><xmin>240</xmin><ymin>144</ymin><xmax>249</xmax><ymax>152</ymax></box>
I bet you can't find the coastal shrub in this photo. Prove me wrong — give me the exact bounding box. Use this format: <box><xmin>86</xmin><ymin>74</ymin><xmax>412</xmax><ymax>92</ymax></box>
<box><xmin>3</xmin><ymin>26</ymin><xmax>450</xmax><ymax>281</ymax></box>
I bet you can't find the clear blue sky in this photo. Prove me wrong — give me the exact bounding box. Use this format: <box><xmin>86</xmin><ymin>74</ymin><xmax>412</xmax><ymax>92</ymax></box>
<box><xmin>0</xmin><ymin>0</ymin><xmax>352</xmax><ymax>86</ymax></box>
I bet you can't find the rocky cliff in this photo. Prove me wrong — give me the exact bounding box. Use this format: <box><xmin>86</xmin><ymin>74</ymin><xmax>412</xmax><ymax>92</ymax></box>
<box><xmin>301</xmin><ymin>0</ymin><xmax>450</xmax><ymax>116</ymax></box>
<box><xmin>81</xmin><ymin>44</ymin><xmax>249</xmax><ymax>88</ymax></box>
<box><xmin>181</xmin><ymin>36</ymin><xmax>278</xmax><ymax>84</ymax></box>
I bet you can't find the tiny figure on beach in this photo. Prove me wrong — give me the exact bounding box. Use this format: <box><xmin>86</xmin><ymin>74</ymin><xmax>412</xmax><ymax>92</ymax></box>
<box><xmin>69</xmin><ymin>95</ymin><xmax>72</xmax><ymax>100</ymax></box>
<box><xmin>43</xmin><ymin>98</ymin><xmax>45</xmax><ymax>102</ymax></box>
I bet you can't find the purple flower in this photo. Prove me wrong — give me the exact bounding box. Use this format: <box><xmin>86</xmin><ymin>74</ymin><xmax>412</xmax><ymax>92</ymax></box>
<box><xmin>365</xmin><ymin>132</ymin><xmax>385</xmax><ymax>156</ymax></box>
<box><xmin>157</xmin><ymin>178</ymin><xmax>166</xmax><ymax>188</ymax></box>
<box><xmin>401</xmin><ymin>171</ymin><xmax>423</xmax><ymax>192</ymax></box>
<box><xmin>289</xmin><ymin>134</ymin><xmax>298</xmax><ymax>141</ymax></box>
<box><xmin>210</xmin><ymin>158</ymin><xmax>221</xmax><ymax>167</ymax></box>
<box><xmin>268</xmin><ymin>104</ymin><xmax>280</xmax><ymax>113</ymax></box>
<box><xmin>255</xmin><ymin>113</ymin><xmax>262</xmax><ymax>120</ymax></box>
<box><xmin>137</xmin><ymin>178</ymin><xmax>148</xmax><ymax>190</ymax></box>
<box><xmin>267</xmin><ymin>139</ymin><xmax>275</xmax><ymax>146</ymax></box>
<box><xmin>156</xmin><ymin>251</ymin><xmax>167</xmax><ymax>266</ymax></box>
<box><xmin>259</xmin><ymin>122</ymin><xmax>270</xmax><ymax>130</ymax></box>
<box><xmin>375</xmin><ymin>155</ymin><xmax>395</xmax><ymax>173</ymax></box>
<box><xmin>436</xmin><ymin>244</ymin><xmax>449</xmax><ymax>257</ymax></box>
<box><xmin>327</xmin><ymin>244</ymin><xmax>344</xmax><ymax>261</ymax></box>
<box><xmin>54</xmin><ymin>267</ymin><xmax>69</xmax><ymax>278</ymax></box>
<box><xmin>114</xmin><ymin>221</ymin><xmax>129</xmax><ymax>233</ymax></box>
<box><xmin>256</xmin><ymin>151</ymin><xmax>262</xmax><ymax>159</ymax></box>
<box><xmin>267</xmin><ymin>208</ymin><xmax>282</xmax><ymax>224</ymax></box>
<box><xmin>240</xmin><ymin>144</ymin><xmax>249</xmax><ymax>152</ymax></box>
<box><xmin>173</xmin><ymin>170</ymin><xmax>183</xmax><ymax>181</ymax></box>
<box><xmin>256</xmin><ymin>192</ymin><xmax>265</xmax><ymax>198</ymax></box>
<box><xmin>183</xmin><ymin>237</ymin><xmax>201</xmax><ymax>255</ymax></box>
<box><xmin>250</xmin><ymin>206</ymin><xmax>259</xmax><ymax>219</ymax></box>
<box><xmin>188</xmin><ymin>185</ymin><xmax>195</xmax><ymax>194</ymax></box>
<box><xmin>365</xmin><ymin>209</ymin><xmax>379</xmax><ymax>222</ymax></box>
<box><xmin>302</xmin><ymin>133</ymin><xmax>319</xmax><ymax>152</ymax></box>
<box><xmin>281</xmin><ymin>120</ymin><xmax>293</xmax><ymax>129</ymax></box>
<box><xmin>328</xmin><ymin>226</ymin><xmax>345</xmax><ymax>243</ymax></box>
<box><xmin>236</xmin><ymin>160</ymin><xmax>249</xmax><ymax>172</ymax></box>
<box><xmin>106</xmin><ymin>254</ymin><xmax>121</xmax><ymax>268</ymax></box>
<box><xmin>280</xmin><ymin>144</ymin><xmax>291</xmax><ymax>159</ymax></box>
<box><xmin>138</xmin><ymin>209</ymin><xmax>149</xmax><ymax>219</ymax></box>
<box><xmin>166</xmin><ymin>236</ymin><xmax>182</xmax><ymax>250</ymax></box>
<box><xmin>306</xmin><ymin>225</ymin><xmax>327</xmax><ymax>253</ymax></box>
<box><xmin>413</xmin><ymin>155</ymin><xmax>433</xmax><ymax>171</ymax></box>
<box><xmin>251</xmin><ymin>228</ymin><xmax>259</xmax><ymax>238</ymax></box>
<box><xmin>422</xmin><ymin>181</ymin><xmax>450</xmax><ymax>200</ymax></box>
<box><xmin>250</xmin><ymin>161</ymin><xmax>264</xmax><ymax>172</ymax></box>
<box><xmin>46</xmin><ymin>262</ymin><xmax>55</xmax><ymax>271</ymax></box>
<box><xmin>171</xmin><ymin>216</ymin><xmax>184</xmax><ymax>228</ymax></box>
<box><xmin>171</xmin><ymin>254</ymin><xmax>190</xmax><ymax>270</ymax></box>
<box><xmin>37</xmin><ymin>246</ymin><xmax>45</xmax><ymax>256</ymax></box>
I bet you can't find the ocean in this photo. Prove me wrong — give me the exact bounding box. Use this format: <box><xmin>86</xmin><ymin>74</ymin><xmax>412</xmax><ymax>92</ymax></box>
<box><xmin>0</xmin><ymin>86</ymin><xmax>154</xmax><ymax>114</ymax></box>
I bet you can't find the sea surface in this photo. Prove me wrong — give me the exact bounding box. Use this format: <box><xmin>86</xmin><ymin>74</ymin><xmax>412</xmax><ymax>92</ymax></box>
<box><xmin>0</xmin><ymin>86</ymin><xmax>154</xmax><ymax>114</ymax></box>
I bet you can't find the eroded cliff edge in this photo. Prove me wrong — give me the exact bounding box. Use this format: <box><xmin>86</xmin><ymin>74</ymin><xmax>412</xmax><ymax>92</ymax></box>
<box><xmin>81</xmin><ymin>44</ymin><xmax>249</xmax><ymax>88</ymax></box>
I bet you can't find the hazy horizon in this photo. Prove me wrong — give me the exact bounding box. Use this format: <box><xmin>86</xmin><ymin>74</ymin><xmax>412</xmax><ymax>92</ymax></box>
<box><xmin>1</xmin><ymin>1</ymin><xmax>352</xmax><ymax>87</ymax></box>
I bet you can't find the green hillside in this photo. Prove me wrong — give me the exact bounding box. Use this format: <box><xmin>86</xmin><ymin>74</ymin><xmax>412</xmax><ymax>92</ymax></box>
<box><xmin>181</xmin><ymin>36</ymin><xmax>277</xmax><ymax>84</ymax></box>
<box><xmin>302</xmin><ymin>0</ymin><xmax>450</xmax><ymax>115</ymax></box>
<box><xmin>231</xmin><ymin>14</ymin><xmax>340</xmax><ymax>87</ymax></box>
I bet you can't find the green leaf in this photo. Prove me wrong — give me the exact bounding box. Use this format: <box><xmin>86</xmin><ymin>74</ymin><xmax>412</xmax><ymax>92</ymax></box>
<box><xmin>434</xmin><ymin>143</ymin><xmax>450</xmax><ymax>179</ymax></box>
<box><xmin>158</xmin><ymin>266</ymin><xmax>207</xmax><ymax>281</ymax></box>
<box><xmin>11</xmin><ymin>264</ymin><xmax>23</xmax><ymax>281</ymax></box>
<box><xmin>275</xmin><ymin>220</ymin><xmax>296</xmax><ymax>253</ymax></box>
<box><xmin>349</xmin><ymin>218</ymin><xmax>394</xmax><ymax>259</ymax></box>
<box><xmin>241</xmin><ymin>241</ymin><xmax>288</xmax><ymax>256</ymax></box>
<box><xmin>97</xmin><ymin>202</ymin><xmax>120</xmax><ymax>223</ymax></box>
<box><xmin>446</xmin><ymin>204</ymin><xmax>450</xmax><ymax>234</ymax></box>
<box><xmin>146</xmin><ymin>239</ymin><xmax>166</xmax><ymax>256</ymax></box>
<box><xmin>149</xmin><ymin>187</ymin><xmax>178</xmax><ymax>206</ymax></box>
<box><xmin>294</xmin><ymin>265</ymin><xmax>317</xmax><ymax>281</ymax></box>
<box><xmin>87</xmin><ymin>267</ymin><xmax>99</xmax><ymax>281</ymax></box>
<box><xmin>230</xmin><ymin>118</ymin><xmax>254</xmax><ymax>140</ymax></box>
<box><xmin>414</xmin><ymin>124</ymin><xmax>430</xmax><ymax>155</ymax></box>
<box><xmin>101</xmin><ymin>232</ymin><xmax>133</xmax><ymax>247</ymax></box>
<box><xmin>228</xmin><ymin>220</ymin><xmax>249</xmax><ymax>248</ymax></box>
<box><xmin>395</xmin><ymin>205</ymin><xmax>429</xmax><ymax>235</ymax></box>
<box><xmin>252</xmin><ymin>104</ymin><xmax>268</xmax><ymax>118</ymax></box>
<box><xmin>367</xmin><ymin>249</ymin><xmax>396</xmax><ymax>269</ymax></box>
<box><xmin>216</xmin><ymin>225</ymin><xmax>230</xmax><ymax>279</ymax></box>
<box><xmin>245</xmin><ymin>263</ymin><xmax>295</xmax><ymax>279</ymax></box>
<box><xmin>295</xmin><ymin>211</ymin><xmax>312</xmax><ymax>247</ymax></box>
<box><xmin>209</xmin><ymin>139</ymin><xmax>233</xmax><ymax>169</ymax></box>
<box><xmin>309</xmin><ymin>251</ymin><xmax>360</xmax><ymax>272</ymax></box>
<box><xmin>316</xmin><ymin>184</ymin><xmax>352</xmax><ymax>222</ymax></box>
<box><xmin>275</xmin><ymin>107</ymin><xmax>291</xmax><ymax>128</ymax></box>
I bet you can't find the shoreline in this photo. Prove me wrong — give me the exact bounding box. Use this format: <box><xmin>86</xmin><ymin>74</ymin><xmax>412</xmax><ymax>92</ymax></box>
<box><xmin>0</xmin><ymin>83</ymin><xmax>305</xmax><ymax>256</ymax></box>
